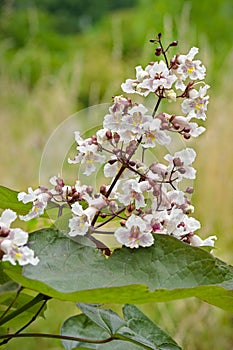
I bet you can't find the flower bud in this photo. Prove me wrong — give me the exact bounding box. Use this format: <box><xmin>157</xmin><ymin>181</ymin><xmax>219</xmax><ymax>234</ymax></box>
<box><xmin>169</xmin><ymin>40</ymin><xmax>178</xmax><ymax>47</ymax></box>
<box><xmin>113</xmin><ymin>133</ymin><xmax>120</xmax><ymax>144</ymax></box>
<box><xmin>178</xmin><ymin>167</ymin><xmax>186</xmax><ymax>174</ymax></box>
<box><xmin>86</xmin><ymin>186</ymin><xmax>93</xmax><ymax>195</ymax></box>
<box><xmin>100</xmin><ymin>185</ymin><xmax>107</xmax><ymax>196</ymax></box>
<box><xmin>105</xmin><ymin>131</ymin><xmax>112</xmax><ymax>140</ymax></box>
<box><xmin>155</xmin><ymin>47</ymin><xmax>162</xmax><ymax>56</ymax></box>
<box><xmin>186</xmin><ymin>186</ymin><xmax>194</xmax><ymax>194</ymax></box>
<box><xmin>164</xmin><ymin>89</ymin><xmax>176</xmax><ymax>102</ymax></box>
<box><xmin>109</xmin><ymin>201</ymin><xmax>118</xmax><ymax>213</ymax></box>
<box><xmin>173</xmin><ymin>157</ymin><xmax>183</xmax><ymax>167</ymax></box>
<box><xmin>150</xmin><ymin>162</ymin><xmax>168</xmax><ymax>176</ymax></box>
<box><xmin>127</xmin><ymin>204</ymin><xmax>135</xmax><ymax>212</ymax></box>
<box><xmin>184</xmin><ymin>133</ymin><xmax>191</xmax><ymax>139</ymax></box>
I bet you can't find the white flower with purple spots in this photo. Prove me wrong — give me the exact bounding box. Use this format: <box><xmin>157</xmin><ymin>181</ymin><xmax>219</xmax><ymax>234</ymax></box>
<box><xmin>114</xmin><ymin>214</ymin><xmax>154</xmax><ymax>248</ymax></box>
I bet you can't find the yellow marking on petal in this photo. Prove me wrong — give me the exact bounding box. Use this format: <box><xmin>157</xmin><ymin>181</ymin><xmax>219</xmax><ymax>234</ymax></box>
<box><xmin>195</xmin><ymin>103</ymin><xmax>203</xmax><ymax>110</ymax></box>
<box><xmin>15</xmin><ymin>252</ymin><xmax>22</xmax><ymax>259</ymax></box>
<box><xmin>187</xmin><ymin>67</ymin><xmax>195</xmax><ymax>73</ymax></box>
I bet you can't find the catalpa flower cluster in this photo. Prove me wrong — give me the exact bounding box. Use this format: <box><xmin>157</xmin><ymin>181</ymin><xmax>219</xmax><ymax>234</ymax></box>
<box><xmin>10</xmin><ymin>34</ymin><xmax>216</xmax><ymax>261</ymax></box>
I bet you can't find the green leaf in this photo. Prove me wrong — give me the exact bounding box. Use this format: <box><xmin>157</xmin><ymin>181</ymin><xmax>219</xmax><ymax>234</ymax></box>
<box><xmin>61</xmin><ymin>304</ymin><xmax>181</xmax><ymax>349</ymax></box>
<box><xmin>77</xmin><ymin>303</ymin><xmax>126</xmax><ymax>334</ymax></box>
<box><xmin>0</xmin><ymin>185</ymin><xmax>32</xmax><ymax>215</ymax></box>
<box><xmin>3</xmin><ymin>228</ymin><xmax>233</xmax><ymax>311</ymax></box>
<box><xmin>0</xmin><ymin>263</ymin><xmax>19</xmax><ymax>304</ymax></box>
<box><xmin>122</xmin><ymin>304</ymin><xmax>181</xmax><ymax>350</ymax></box>
<box><xmin>61</xmin><ymin>313</ymin><xmax>143</xmax><ymax>349</ymax></box>
<box><xmin>61</xmin><ymin>314</ymin><xmax>112</xmax><ymax>350</ymax></box>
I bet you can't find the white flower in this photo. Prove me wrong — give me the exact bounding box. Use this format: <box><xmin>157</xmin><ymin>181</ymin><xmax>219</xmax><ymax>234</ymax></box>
<box><xmin>117</xmin><ymin>179</ymin><xmax>149</xmax><ymax>210</ymax></box>
<box><xmin>164</xmin><ymin>148</ymin><xmax>196</xmax><ymax>181</ymax></box>
<box><xmin>154</xmin><ymin>207</ymin><xmax>201</xmax><ymax>238</ymax></box>
<box><xmin>177</xmin><ymin>47</ymin><xmax>206</xmax><ymax>81</ymax></box>
<box><xmin>142</xmin><ymin>118</ymin><xmax>171</xmax><ymax>148</ymax></box>
<box><xmin>119</xmin><ymin>104</ymin><xmax>153</xmax><ymax>143</ymax></box>
<box><xmin>121</xmin><ymin>61</ymin><xmax>177</xmax><ymax>97</ymax></box>
<box><xmin>68</xmin><ymin>202</ymin><xmax>97</xmax><ymax>237</ymax></box>
<box><xmin>114</xmin><ymin>214</ymin><xmax>154</xmax><ymax>248</ymax></box>
<box><xmin>68</xmin><ymin>132</ymin><xmax>105</xmax><ymax>176</ymax></box>
<box><xmin>0</xmin><ymin>209</ymin><xmax>17</xmax><ymax>228</ymax></box>
<box><xmin>189</xmin><ymin>234</ymin><xmax>217</xmax><ymax>247</ymax></box>
<box><xmin>181</xmin><ymin>85</ymin><xmax>210</xmax><ymax>120</ymax></box>
<box><xmin>143</xmin><ymin>61</ymin><xmax>177</xmax><ymax>90</ymax></box>
<box><xmin>189</xmin><ymin>122</ymin><xmax>206</xmax><ymax>137</ymax></box>
<box><xmin>1</xmin><ymin>240</ymin><xmax>39</xmax><ymax>266</ymax></box>
<box><xmin>18</xmin><ymin>187</ymin><xmax>50</xmax><ymax>221</ymax></box>
<box><xmin>0</xmin><ymin>209</ymin><xmax>39</xmax><ymax>266</ymax></box>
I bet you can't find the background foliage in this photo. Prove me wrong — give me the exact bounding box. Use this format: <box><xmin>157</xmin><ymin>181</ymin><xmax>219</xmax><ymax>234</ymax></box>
<box><xmin>0</xmin><ymin>0</ymin><xmax>233</xmax><ymax>349</ymax></box>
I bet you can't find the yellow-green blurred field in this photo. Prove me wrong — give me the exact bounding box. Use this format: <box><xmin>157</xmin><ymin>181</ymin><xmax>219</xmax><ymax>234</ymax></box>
<box><xmin>1</xmin><ymin>1</ymin><xmax>233</xmax><ymax>349</ymax></box>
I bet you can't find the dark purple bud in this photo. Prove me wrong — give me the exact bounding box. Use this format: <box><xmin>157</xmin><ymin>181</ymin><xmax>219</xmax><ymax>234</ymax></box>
<box><xmin>157</xmin><ymin>33</ymin><xmax>162</xmax><ymax>40</ymax></box>
<box><xmin>129</xmin><ymin>160</ymin><xmax>136</xmax><ymax>167</ymax></box>
<box><xmin>113</xmin><ymin>133</ymin><xmax>120</xmax><ymax>143</ymax></box>
<box><xmin>127</xmin><ymin>204</ymin><xmax>135</xmax><ymax>212</ymax></box>
<box><xmin>155</xmin><ymin>47</ymin><xmax>162</xmax><ymax>56</ymax></box>
<box><xmin>184</xmin><ymin>133</ymin><xmax>191</xmax><ymax>140</ymax></box>
<box><xmin>183</xmin><ymin>127</ymin><xmax>191</xmax><ymax>133</ymax></box>
<box><xmin>72</xmin><ymin>192</ymin><xmax>82</xmax><ymax>201</ymax></box>
<box><xmin>178</xmin><ymin>167</ymin><xmax>186</xmax><ymax>174</ymax></box>
<box><xmin>186</xmin><ymin>186</ymin><xmax>194</xmax><ymax>194</ymax></box>
<box><xmin>173</xmin><ymin>157</ymin><xmax>183</xmax><ymax>167</ymax></box>
<box><xmin>173</xmin><ymin>123</ymin><xmax>180</xmax><ymax>130</ymax></box>
<box><xmin>108</xmin><ymin>158</ymin><xmax>117</xmax><ymax>165</ymax></box>
<box><xmin>0</xmin><ymin>227</ymin><xmax>10</xmax><ymax>237</ymax></box>
<box><xmin>100</xmin><ymin>185</ymin><xmax>107</xmax><ymax>196</ymax></box>
<box><xmin>86</xmin><ymin>186</ymin><xmax>93</xmax><ymax>195</ymax></box>
<box><xmin>170</xmin><ymin>40</ymin><xmax>178</xmax><ymax>47</ymax></box>
<box><xmin>105</xmin><ymin>131</ymin><xmax>112</xmax><ymax>139</ymax></box>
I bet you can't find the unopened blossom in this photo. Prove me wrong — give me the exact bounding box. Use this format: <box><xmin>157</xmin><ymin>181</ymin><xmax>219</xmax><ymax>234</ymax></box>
<box><xmin>0</xmin><ymin>209</ymin><xmax>39</xmax><ymax>266</ymax></box>
<box><xmin>68</xmin><ymin>131</ymin><xmax>105</xmax><ymax>176</ymax></box>
<box><xmin>181</xmin><ymin>84</ymin><xmax>210</xmax><ymax>120</ymax></box>
<box><xmin>164</xmin><ymin>148</ymin><xmax>196</xmax><ymax>182</ymax></box>
<box><xmin>114</xmin><ymin>214</ymin><xmax>154</xmax><ymax>248</ymax></box>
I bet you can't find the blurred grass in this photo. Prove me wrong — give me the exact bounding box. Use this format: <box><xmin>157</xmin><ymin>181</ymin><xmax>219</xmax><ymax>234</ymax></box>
<box><xmin>1</xmin><ymin>1</ymin><xmax>233</xmax><ymax>349</ymax></box>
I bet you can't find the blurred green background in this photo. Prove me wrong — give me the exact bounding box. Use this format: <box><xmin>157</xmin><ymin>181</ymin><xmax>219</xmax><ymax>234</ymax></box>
<box><xmin>0</xmin><ymin>0</ymin><xmax>233</xmax><ymax>349</ymax></box>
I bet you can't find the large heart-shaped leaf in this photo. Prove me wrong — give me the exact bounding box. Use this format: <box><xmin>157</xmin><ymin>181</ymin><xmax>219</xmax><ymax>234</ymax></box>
<box><xmin>3</xmin><ymin>228</ymin><xmax>233</xmax><ymax>311</ymax></box>
<box><xmin>61</xmin><ymin>304</ymin><xmax>181</xmax><ymax>349</ymax></box>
